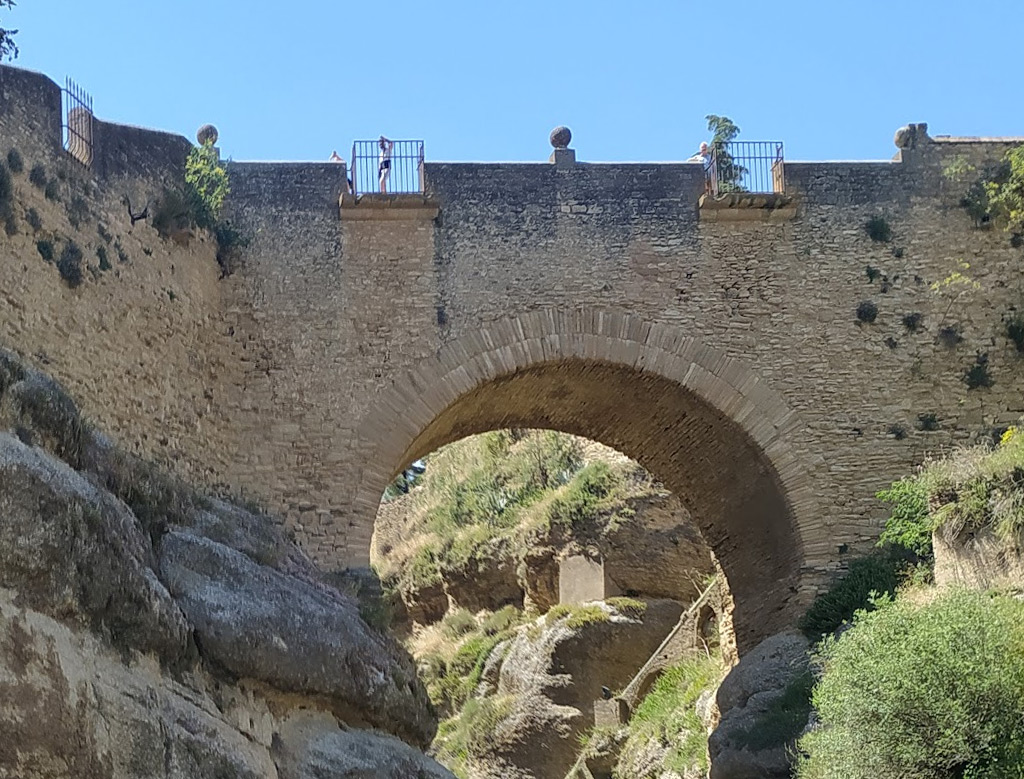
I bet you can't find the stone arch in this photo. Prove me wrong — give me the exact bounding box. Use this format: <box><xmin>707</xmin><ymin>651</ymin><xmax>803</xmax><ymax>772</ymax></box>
<box><xmin>351</xmin><ymin>309</ymin><xmax>824</xmax><ymax>652</ymax></box>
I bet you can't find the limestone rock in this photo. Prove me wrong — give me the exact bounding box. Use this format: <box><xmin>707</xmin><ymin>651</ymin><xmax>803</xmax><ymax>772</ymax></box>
<box><xmin>273</xmin><ymin>710</ymin><xmax>456</xmax><ymax>779</ymax></box>
<box><xmin>0</xmin><ymin>433</ymin><xmax>192</xmax><ymax>665</ymax></box>
<box><xmin>475</xmin><ymin>599</ymin><xmax>683</xmax><ymax>778</ymax></box>
<box><xmin>709</xmin><ymin>631</ymin><xmax>811</xmax><ymax>779</ymax></box>
<box><xmin>159</xmin><ymin>530</ymin><xmax>436</xmax><ymax>747</ymax></box>
<box><xmin>0</xmin><ymin>598</ymin><xmax>276</xmax><ymax>779</ymax></box>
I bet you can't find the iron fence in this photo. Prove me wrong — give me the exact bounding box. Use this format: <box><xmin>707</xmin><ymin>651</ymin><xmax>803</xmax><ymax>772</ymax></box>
<box><xmin>350</xmin><ymin>139</ymin><xmax>424</xmax><ymax>195</ymax></box>
<box><xmin>62</xmin><ymin>77</ymin><xmax>93</xmax><ymax>167</ymax></box>
<box><xmin>706</xmin><ymin>140</ymin><xmax>784</xmax><ymax>195</ymax></box>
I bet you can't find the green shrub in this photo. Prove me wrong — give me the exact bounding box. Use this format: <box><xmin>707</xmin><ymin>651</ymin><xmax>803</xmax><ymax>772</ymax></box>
<box><xmin>25</xmin><ymin>207</ymin><xmax>41</xmax><ymax>232</ymax></box>
<box><xmin>923</xmin><ymin>429</ymin><xmax>1024</xmax><ymax>544</ymax></box>
<box><xmin>547</xmin><ymin>461</ymin><xmax>617</xmax><ymax>528</ymax></box>
<box><xmin>865</xmin><ymin>215</ymin><xmax>892</xmax><ymax>242</ymax></box>
<box><xmin>434</xmin><ymin>694</ymin><xmax>514</xmax><ymax>777</ymax></box>
<box><xmin>36</xmin><ymin>238</ymin><xmax>54</xmax><ymax>262</ymax></box>
<box><xmin>1006</xmin><ymin>311</ymin><xmax>1024</xmax><ymax>353</ymax></box>
<box><xmin>606</xmin><ymin>596</ymin><xmax>647</xmax><ymax>619</ymax></box>
<box><xmin>618</xmin><ymin>655</ymin><xmax>722</xmax><ymax>776</ymax></box>
<box><xmin>877</xmin><ymin>476</ymin><xmax>932</xmax><ymax>559</ymax></box>
<box><xmin>547</xmin><ymin>603</ymin><xmax>609</xmax><ymax>629</ymax></box>
<box><xmin>3</xmin><ymin>214</ymin><xmax>15</xmax><ymax>236</ymax></box>
<box><xmin>985</xmin><ymin>145</ymin><xmax>1024</xmax><ymax>235</ymax></box>
<box><xmin>855</xmin><ymin>300</ymin><xmax>878</xmax><ymax>324</ymax></box>
<box><xmin>798</xmin><ymin>553</ymin><xmax>904</xmax><ymax>638</ymax></box>
<box><xmin>185</xmin><ymin>141</ymin><xmax>229</xmax><ymax>229</ymax></box>
<box><xmin>442</xmin><ymin>608</ymin><xmax>478</xmax><ymax>638</ymax></box>
<box><xmin>963</xmin><ymin>352</ymin><xmax>994</xmax><ymax>389</ymax></box>
<box><xmin>56</xmin><ymin>240</ymin><xmax>83</xmax><ymax>287</ymax></box>
<box><xmin>795</xmin><ymin>590</ymin><xmax>1024</xmax><ymax>779</ymax></box>
<box><xmin>480</xmin><ymin>604</ymin><xmax>523</xmax><ymax>636</ymax></box>
<box><xmin>6</xmin><ymin>148</ymin><xmax>23</xmax><ymax>173</ymax></box>
<box><xmin>28</xmin><ymin>163</ymin><xmax>46</xmax><ymax>188</ymax></box>
<box><xmin>67</xmin><ymin>194</ymin><xmax>89</xmax><ymax>228</ymax></box>
<box><xmin>43</xmin><ymin>178</ymin><xmax>59</xmax><ymax>202</ymax></box>
<box><xmin>96</xmin><ymin>245</ymin><xmax>110</xmax><ymax>271</ymax></box>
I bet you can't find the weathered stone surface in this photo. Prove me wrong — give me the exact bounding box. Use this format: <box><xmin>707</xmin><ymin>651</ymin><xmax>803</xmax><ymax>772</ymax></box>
<box><xmin>272</xmin><ymin>710</ymin><xmax>456</xmax><ymax>779</ymax></box>
<box><xmin>0</xmin><ymin>595</ymin><xmax>445</xmax><ymax>779</ymax></box>
<box><xmin>0</xmin><ymin>433</ymin><xmax>191</xmax><ymax>665</ymax></box>
<box><xmin>159</xmin><ymin>531</ymin><xmax>436</xmax><ymax>747</ymax></box>
<box><xmin>709</xmin><ymin>631</ymin><xmax>811</xmax><ymax>779</ymax></box>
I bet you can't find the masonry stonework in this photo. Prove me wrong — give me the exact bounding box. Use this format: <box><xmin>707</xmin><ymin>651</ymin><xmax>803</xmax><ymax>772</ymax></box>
<box><xmin>3</xmin><ymin>65</ymin><xmax>1023</xmax><ymax>649</ymax></box>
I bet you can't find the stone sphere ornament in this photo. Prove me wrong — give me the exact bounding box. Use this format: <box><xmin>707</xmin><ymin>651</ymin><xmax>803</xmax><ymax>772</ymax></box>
<box><xmin>550</xmin><ymin>126</ymin><xmax>572</xmax><ymax>149</ymax></box>
<box><xmin>197</xmin><ymin>124</ymin><xmax>219</xmax><ymax>146</ymax></box>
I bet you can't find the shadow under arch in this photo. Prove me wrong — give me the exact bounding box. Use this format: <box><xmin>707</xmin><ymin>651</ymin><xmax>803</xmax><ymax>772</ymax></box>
<box><xmin>352</xmin><ymin>309</ymin><xmax>823</xmax><ymax>652</ymax></box>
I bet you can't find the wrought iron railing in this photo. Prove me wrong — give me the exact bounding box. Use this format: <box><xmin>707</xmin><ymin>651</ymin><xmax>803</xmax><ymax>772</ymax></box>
<box><xmin>62</xmin><ymin>77</ymin><xmax>94</xmax><ymax>167</ymax></box>
<box><xmin>705</xmin><ymin>140</ymin><xmax>784</xmax><ymax>195</ymax></box>
<box><xmin>350</xmin><ymin>139</ymin><xmax>424</xmax><ymax>195</ymax></box>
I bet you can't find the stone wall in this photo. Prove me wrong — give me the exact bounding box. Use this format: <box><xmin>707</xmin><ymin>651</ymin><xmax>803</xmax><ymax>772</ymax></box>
<box><xmin>3</xmin><ymin>64</ymin><xmax>1024</xmax><ymax>647</ymax></box>
<box><xmin>0</xmin><ymin>65</ymin><xmax>245</xmax><ymax>488</ymax></box>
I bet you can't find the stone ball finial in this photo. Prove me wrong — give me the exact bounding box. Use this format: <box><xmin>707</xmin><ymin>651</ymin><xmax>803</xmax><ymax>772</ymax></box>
<box><xmin>894</xmin><ymin>123</ymin><xmax>929</xmax><ymax>150</ymax></box>
<box><xmin>550</xmin><ymin>126</ymin><xmax>572</xmax><ymax>149</ymax></box>
<box><xmin>197</xmin><ymin>124</ymin><xmax>219</xmax><ymax>146</ymax></box>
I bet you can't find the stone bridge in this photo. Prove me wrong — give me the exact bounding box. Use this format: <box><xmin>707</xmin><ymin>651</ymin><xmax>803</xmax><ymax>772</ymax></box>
<box><xmin>3</xmin><ymin>64</ymin><xmax>1023</xmax><ymax>651</ymax></box>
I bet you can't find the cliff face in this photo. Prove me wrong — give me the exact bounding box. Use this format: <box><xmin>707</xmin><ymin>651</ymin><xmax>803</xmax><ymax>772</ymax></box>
<box><xmin>0</xmin><ymin>348</ymin><xmax>452</xmax><ymax>778</ymax></box>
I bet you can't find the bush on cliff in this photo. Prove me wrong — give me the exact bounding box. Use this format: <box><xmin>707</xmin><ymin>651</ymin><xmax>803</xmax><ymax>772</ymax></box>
<box><xmin>795</xmin><ymin>589</ymin><xmax>1024</xmax><ymax>779</ymax></box>
<box><xmin>873</xmin><ymin>426</ymin><xmax>1024</xmax><ymax>564</ymax></box>
<box><xmin>798</xmin><ymin>552</ymin><xmax>904</xmax><ymax>638</ymax></box>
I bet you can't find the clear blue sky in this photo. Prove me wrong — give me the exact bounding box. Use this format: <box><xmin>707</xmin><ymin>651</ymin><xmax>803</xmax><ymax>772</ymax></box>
<box><xmin>6</xmin><ymin>1</ymin><xmax>1022</xmax><ymax>164</ymax></box>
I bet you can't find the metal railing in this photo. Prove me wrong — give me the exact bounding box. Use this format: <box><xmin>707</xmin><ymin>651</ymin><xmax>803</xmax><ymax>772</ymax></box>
<box><xmin>350</xmin><ymin>139</ymin><xmax>424</xmax><ymax>195</ymax></box>
<box><xmin>706</xmin><ymin>140</ymin><xmax>784</xmax><ymax>195</ymax></box>
<box><xmin>62</xmin><ymin>77</ymin><xmax>94</xmax><ymax>167</ymax></box>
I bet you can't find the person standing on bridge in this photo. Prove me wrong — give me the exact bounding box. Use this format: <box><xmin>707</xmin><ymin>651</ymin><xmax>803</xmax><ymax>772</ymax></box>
<box><xmin>378</xmin><ymin>136</ymin><xmax>394</xmax><ymax>194</ymax></box>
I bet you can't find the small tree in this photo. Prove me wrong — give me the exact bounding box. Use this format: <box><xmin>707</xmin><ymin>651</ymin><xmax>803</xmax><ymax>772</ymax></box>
<box><xmin>1</xmin><ymin>1</ymin><xmax>17</xmax><ymax>61</ymax></box>
<box><xmin>986</xmin><ymin>145</ymin><xmax>1024</xmax><ymax>236</ymax></box>
<box><xmin>185</xmin><ymin>141</ymin><xmax>229</xmax><ymax>230</ymax></box>
<box><xmin>706</xmin><ymin>114</ymin><xmax>745</xmax><ymax>192</ymax></box>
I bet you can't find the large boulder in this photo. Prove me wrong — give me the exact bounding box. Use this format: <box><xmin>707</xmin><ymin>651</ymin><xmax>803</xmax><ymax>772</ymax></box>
<box><xmin>273</xmin><ymin>710</ymin><xmax>456</xmax><ymax>779</ymax></box>
<box><xmin>709</xmin><ymin>631</ymin><xmax>811</xmax><ymax>779</ymax></box>
<box><xmin>0</xmin><ymin>433</ymin><xmax>192</xmax><ymax>665</ymax></box>
<box><xmin>0</xmin><ymin>598</ymin><xmax>276</xmax><ymax>779</ymax></box>
<box><xmin>159</xmin><ymin>531</ymin><xmax>436</xmax><ymax>747</ymax></box>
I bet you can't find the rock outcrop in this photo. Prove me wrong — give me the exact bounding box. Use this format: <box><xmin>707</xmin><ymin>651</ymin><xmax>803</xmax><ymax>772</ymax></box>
<box><xmin>709</xmin><ymin>631</ymin><xmax>811</xmax><ymax>779</ymax></box>
<box><xmin>451</xmin><ymin>600</ymin><xmax>683</xmax><ymax>779</ymax></box>
<box><xmin>0</xmin><ymin>349</ymin><xmax>451</xmax><ymax>778</ymax></box>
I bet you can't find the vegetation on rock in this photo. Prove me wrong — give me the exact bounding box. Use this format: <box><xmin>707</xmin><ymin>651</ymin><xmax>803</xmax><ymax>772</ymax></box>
<box><xmin>615</xmin><ymin>653</ymin><xmax>723</xmax><ymax>777</ymax></box>
<box><xmin>878</xmin><ymin>425</ymin><xmax>1024</xmax><ymax>554</ymax></box>
<box><xmin>374</xmin><ymin>430</ymin><xmax>646</xmax><ymax>599</ymax></box>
